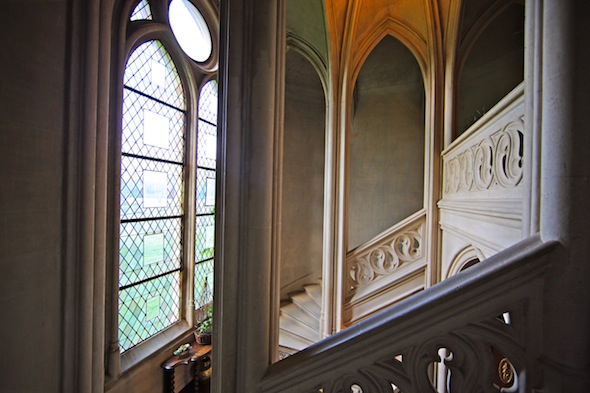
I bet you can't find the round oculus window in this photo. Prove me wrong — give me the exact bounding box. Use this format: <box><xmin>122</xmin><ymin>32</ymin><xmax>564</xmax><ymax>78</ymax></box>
<box><xmin>169</xmin><ymin>0</ymin><xmax>212</xmax><ymax>62</ymax></box>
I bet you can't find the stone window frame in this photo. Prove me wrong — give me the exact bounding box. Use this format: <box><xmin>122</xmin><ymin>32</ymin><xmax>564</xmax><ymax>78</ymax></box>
<box><xmin>106</xmin><ymin>0</ymin><xmax>219</xmax><ymax>376</ymax></box>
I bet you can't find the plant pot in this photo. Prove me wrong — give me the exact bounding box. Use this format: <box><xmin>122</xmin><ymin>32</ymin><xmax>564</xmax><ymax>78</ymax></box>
<box><xmin>195</xmin><ymin>331</ymin><xmax>212</xmax><ymax>345</ymax></box>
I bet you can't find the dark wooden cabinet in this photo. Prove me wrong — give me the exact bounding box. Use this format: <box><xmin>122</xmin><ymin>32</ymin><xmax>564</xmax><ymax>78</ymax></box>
<box><xmin>161</xmin><ymin>343</ymin><xmax>212</xmax><ymax>393</ymax></box>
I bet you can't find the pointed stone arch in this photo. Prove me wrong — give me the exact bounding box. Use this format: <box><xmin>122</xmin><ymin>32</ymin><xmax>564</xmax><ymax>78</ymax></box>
<box><xmin>446</xmin><ymin>245</ymin><xmax>485</xmax><ymax>279</ymax></box>
<box><xmin>350</xmin><ymin>18</ymin><xmax>428</xmax><ymax>90</ymax></box>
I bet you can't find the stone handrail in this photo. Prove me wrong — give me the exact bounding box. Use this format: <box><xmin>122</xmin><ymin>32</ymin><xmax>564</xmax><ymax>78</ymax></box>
<box><xmin>262</xmin><ymin>235</ymin><xmax>557</xmax><ymax>393</ymax></box>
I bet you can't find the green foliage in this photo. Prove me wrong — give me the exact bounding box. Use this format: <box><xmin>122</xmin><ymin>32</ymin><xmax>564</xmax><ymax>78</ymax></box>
<box><xmin>197</xmin><ymin>306</ymin><xmax>213</xmax><ymax>334</ymax></box>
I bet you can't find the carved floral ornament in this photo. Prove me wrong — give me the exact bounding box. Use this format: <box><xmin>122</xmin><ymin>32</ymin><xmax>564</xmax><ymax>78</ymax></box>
<box><xmin>348</xmin><ymin>223</ymin><xmax>423</xmax><ymax>292</ymax></box>
<box><xmin>444</xmin><ymin>119</ymin><xmax>524</xmax><ymax>195</ymax></box>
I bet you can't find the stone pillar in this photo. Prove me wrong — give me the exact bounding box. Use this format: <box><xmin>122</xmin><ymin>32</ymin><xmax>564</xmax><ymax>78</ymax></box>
<box><xmin>62</xmin><ymin>0</ymin><xmax>113</xmax><ymax>391</ymax></box>
<box><xmin>213</xmin><ymin>0</ymin><xmax>279</xmax><ymax>392</ymax></box>
<box><xmin>539</xmin><ymin>0</ymin><xmax>590</xmax><ymax>390</ymax></box>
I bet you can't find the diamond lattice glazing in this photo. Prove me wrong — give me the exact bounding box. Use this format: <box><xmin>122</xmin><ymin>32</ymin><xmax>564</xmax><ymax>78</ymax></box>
<box><xmin>196</xmin><ymin>168</ymin><xmax>215</xmax><ymax>215</ymax></box>
<box><xmin>122</xmin><ymin>89</ymin><xmax>185</xmax><ymax>163</ymax></box>
<box><xmin>124</xmin><ymin>40</ymin><xmax>185</xmax><ymax>110</ymax></box>
<box><xmin>197</xmin><ymin>121</ymin><xmax>217</xmax><ymax>169</ymax></box>
<box><xmin>119</xmin><ymin>272</ymin><xmax>181</xmax><ymax>352</ymax></box>
<box><xmin>120</xmin><ymin>156</ymin><xmax>184</xmax><ymax>220</ymax></box>
<box><xmin>119</xmin><ymin>218</ymin><xmax>182</xmax><ymax>287</ymax></box>
<box><xmin>195</xmin><ymin>215</ymin><xmax>215</xmax><ymax>262</ymax></box>
<box><xmin>199</xmin><ymin>80</ymin><xmax>218</xmax><ymax>124</ymax></box>
<box><xmin>194</xmin><ymin>260</ymin><xmax>214</xmax><ymax>311</ymax></box>
<box><xmin>119</xmin><ymin>33</ymin><xmax>190</xmax><ymax>355</ymax></box>
<box><xmin>130</xmin><ymin>0</ymin><xmax>152</xmax><ymax>21</ymax></box>
<box><xmin>194</xmin><ymin>79</ymin><xmax>218</xmax><ymax>311</ymax></box>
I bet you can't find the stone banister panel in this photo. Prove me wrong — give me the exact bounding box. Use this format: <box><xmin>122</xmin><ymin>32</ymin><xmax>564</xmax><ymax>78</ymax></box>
<box><xmin>344</xmin><ymin>212</ymin><xmax>427</xmax><ymax>324</ymax></box>
<box><xmin>442</xmin><ymin>83</ymin><xmax>525</xmax><ymax>199</ymax></box>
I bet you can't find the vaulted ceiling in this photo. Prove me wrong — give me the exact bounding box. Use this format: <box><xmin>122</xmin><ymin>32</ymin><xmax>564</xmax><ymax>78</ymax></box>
<box><xmin>286</xmin><ymin>0</ymin><xmax>459</xmax><ymax>76</ymax></box>
<box><xmin>285</xmin><ymin>0</ymin><xmax>521</xmax><ymax>85</ymax></box>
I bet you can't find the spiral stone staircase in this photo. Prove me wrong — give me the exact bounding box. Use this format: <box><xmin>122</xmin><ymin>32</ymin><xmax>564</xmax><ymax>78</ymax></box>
<box><xmin>278</xmin><ymin>284</ymin><xmax>322</xmax><ymax>356</ymax></box>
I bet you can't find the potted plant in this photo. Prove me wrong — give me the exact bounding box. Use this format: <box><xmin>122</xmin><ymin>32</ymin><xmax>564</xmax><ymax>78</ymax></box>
<box><xmin>195</xmin><ymin>306</ymin><xmax>212</xmax><ymax>345</ymax></box>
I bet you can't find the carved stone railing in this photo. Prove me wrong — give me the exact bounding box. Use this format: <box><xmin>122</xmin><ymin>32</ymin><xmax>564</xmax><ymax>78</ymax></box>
<box><xmin>262</xmin><ymin>235</ymin><xmax>557</xmax><ymax>393</ymax></box>
<box><xmin>442</xmin><ymin>82</ymin><xmax>524</xmax><ymax>198</ymax></box>
<box><xmin>344</xmin><ymin>211</ymin><xmax>427</xmax><ymax>324</ymax></box>
<box><xmin>444</xmin><ymin>119</ymin><xmax>524</xmax><ymax>195</ymax></box>
<box><xmin>439</xmin><ymin>83</ymin><xmax>526</xmax><ymax>262</ymax></box>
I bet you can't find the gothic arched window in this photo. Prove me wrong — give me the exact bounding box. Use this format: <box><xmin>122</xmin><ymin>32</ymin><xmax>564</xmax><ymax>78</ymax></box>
<box><xmin>114</xmin><ymin>0</ymin><xmax>218</xmax><ymax>365</ymax></box>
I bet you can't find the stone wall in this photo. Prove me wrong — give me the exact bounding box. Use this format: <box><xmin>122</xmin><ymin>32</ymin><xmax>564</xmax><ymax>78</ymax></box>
<box><xmin>0</xmin><ymin>1</ymin><xmax>68</xmax><ymax>391</ymax></box>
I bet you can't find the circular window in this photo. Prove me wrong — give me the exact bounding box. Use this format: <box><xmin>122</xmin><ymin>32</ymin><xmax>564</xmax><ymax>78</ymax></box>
<box><xmin>169</xmin><ymin>0</ymin><xmax>212</xmax><ymax>62</ymax></box>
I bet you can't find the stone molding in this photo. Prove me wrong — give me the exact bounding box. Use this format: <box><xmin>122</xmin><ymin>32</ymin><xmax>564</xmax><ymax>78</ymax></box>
<box><xmin>445</xmin><ymin>245</ymin><xmax>485</xmax><ymax>279</ymax></box>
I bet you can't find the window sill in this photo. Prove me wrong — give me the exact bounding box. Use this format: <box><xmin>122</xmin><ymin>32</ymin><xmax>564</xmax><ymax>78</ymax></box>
<box><xmin>120</xmin><ymin>320</ymin><xmax>192</xmax><ymax>374</ymax></box>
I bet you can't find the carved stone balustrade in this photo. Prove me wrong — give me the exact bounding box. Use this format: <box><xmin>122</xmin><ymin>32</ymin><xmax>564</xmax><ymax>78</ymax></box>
<box><xmin>442</xmin><ymin>83</ymin><xmax>525</xmax><ymax>199</ymax></box>
<box><xmin>439</xmin><ymin>83</ymin><xmax>526</xmax><ymax>279</ymax></box>
<box><xmin>262</xmin><ymin>236</ymin><xmax>557</xmax><ymax>393</ymax></box>
<box><xmin>344</xmin><ymin>212</ymin><xmax>427</xmax><ymax>324</ymax></box>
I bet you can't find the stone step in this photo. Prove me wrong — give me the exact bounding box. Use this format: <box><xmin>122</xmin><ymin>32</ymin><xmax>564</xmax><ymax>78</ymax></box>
<box><xmin>280</xmin><ymin>302</ymin><xmax>320</xmax><ymax>331</ymax></box>
<box><xmin>304</xmin><ymin>284</ymin><xmax>322</xmax><ymax>306</ymax></box>
<box><xmin>291</xmin><ymin>291</ymin><xmax>321</xmax><ymax>319</ymax></box>
<box><xmin>278</xmin><ymin>328</ymin><xmax>315</xmax><ymax>351</ymax></box>
<box><xmin>279</xmin><ymin>313</ymin><xmax>320</xmax><ymax>342</ymax></box>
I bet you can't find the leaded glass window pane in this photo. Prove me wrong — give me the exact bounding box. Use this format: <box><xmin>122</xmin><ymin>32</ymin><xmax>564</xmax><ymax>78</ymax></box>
<box><xmin>119</xmin><ymin>218</ymin><xmax>182</xmax><ymax>288</ymax></box>
<box><xmin>120</xmin><ymin>156</ymin><xmax>184</xmax><ymax>220</ymax></box>
<box><xmin>122</xmin><ymin>90</ymin><xmax>185</xmax><ymax>162</ymax></box>
<box><xmin>194</xmin><ymin>80</ymin><xmax>218</xmax><ymax>311</ymax></box>
<box><xmin>194</xmin><ymin>261</ymin><xmax>213</xmax><ymax>310</ymax></box>
<box><xmin>199</xmin><ymin>79</ymin><xmax>218</xmax><ymax>124</ymax></box>
<box><xmin>124</xmin><ymin>41</ymin><xmax>185</xmax><ymax>110</ymax></box>
<box><xmin>197</xmin><ymin>121</ymin><xmax>217</xmax><ymax>169</ymax></box>
<box><xmin>195</xmin><ymin>215</ymin><xmax>215</xmax><ymax>261</ymax></box>
<box><xmin>119</xmin><ymin>272</ymin><xmax>181</xmax><ymax>352</ymax></box>
<box><xmin>119</xmin><ymin>39</ymin><xmax>185</xmax><ymax>353</ymax></box>
<box><xmin>130</xmin><ymin>0</ymin><xmax>153</xmax><ymax>21</ymax></box>
<box><xmin>196</xmin><ymin>168</ymin><xmax>216</xmax><ymax>215</ymax></box>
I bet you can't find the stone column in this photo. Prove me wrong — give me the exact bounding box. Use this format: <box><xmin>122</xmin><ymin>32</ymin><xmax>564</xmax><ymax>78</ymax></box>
<box><xmin>62</xmin><ymin>0</ymin><xmax>114</xmax><ymax>391</ymax></box>
<box><xmin>539</xmin><ymin>0</ymin><xmax>590</xmax><ymax>390</ymax></box>
<box><xmin>213</xmin><ymin>0</ymin><xmax>279</xmax><ymax>392</ymax></box>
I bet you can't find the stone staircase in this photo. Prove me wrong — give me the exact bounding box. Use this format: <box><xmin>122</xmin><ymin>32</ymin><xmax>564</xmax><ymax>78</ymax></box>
<box><xmin>279</xmin><ymin>284</ymin><xmax>322</xmax><ymax>354</ymax></box>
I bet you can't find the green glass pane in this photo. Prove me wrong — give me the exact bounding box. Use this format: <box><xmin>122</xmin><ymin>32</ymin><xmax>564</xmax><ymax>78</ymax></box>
<box><xmin>119</xmin><ymin>218</ymin><xmax>182</xmax><ymax>288</ymax></box>
<box><xmin>119</xmin><ymin>272</ymin><xmax>180</xmax><ymax>352</ymax></box>
<box><xmin>195</xmin><ymin>215</ymin><xmax>214</xmax><ymax>262</ymax></box>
